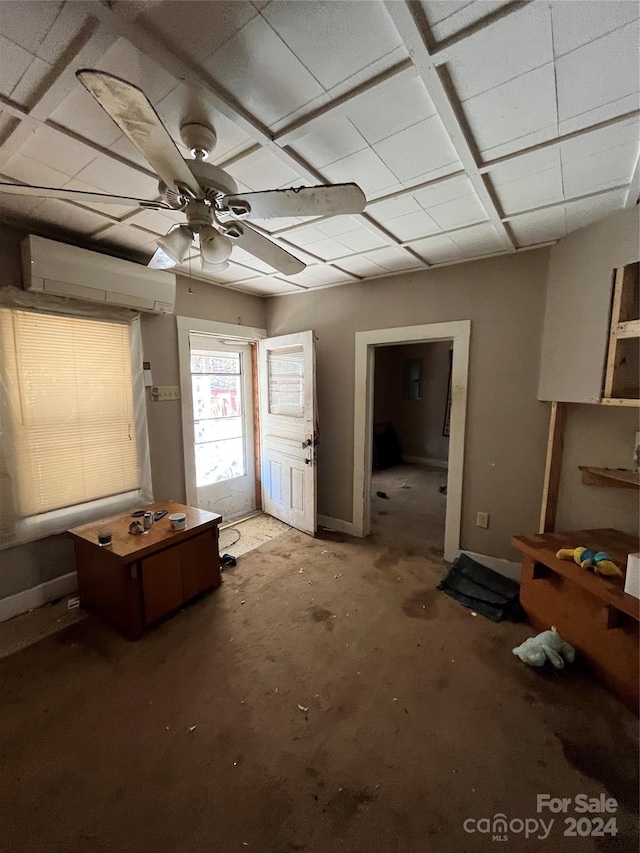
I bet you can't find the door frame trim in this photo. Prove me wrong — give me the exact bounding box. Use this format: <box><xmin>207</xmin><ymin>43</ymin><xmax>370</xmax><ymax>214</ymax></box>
<box><xmin>176</xmin><ymin>317</ymin><xmax>266</xmax><ymax>507</ymax></box>
<box><xmin>352</xmin><ymin>320</ymin><xmax>470</xmax><ymax>562</ymax></box>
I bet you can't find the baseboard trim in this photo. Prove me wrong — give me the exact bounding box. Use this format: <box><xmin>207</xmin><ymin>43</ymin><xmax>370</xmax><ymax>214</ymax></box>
<box><xmin>317</xmin><ymin>515</ymin><xmax>357</xmax><ymax>536</ymax></box>
<box><xmin>461</xmin><ymin>550</ymin><xmax>521</xmax><ymax>582</ymax></box>
<box><xmin>402</xmin><ymin>456</ymin><xmax>449</xmax><ymax>469</ymax></box>
<box><xmin>0</xmin><ymin>571</ymin><xmax>78</xmax><ymax>623</ymax></box>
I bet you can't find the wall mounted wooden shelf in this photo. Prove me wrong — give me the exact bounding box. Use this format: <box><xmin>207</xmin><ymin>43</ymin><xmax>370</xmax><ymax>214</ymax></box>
<box><xmin>579</xmin><ymin>466</ymin><xmax>640</xmax><ymax>488</ymax></box>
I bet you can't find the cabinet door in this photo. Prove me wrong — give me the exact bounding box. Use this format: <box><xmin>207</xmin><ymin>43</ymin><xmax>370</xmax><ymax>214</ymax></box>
<box><xmin>141</xmin><ymin>548</ymin><xmax>183</xmax><ymax>625</ymax></box>
<box><xmin>180</xmin><ymin>529</ymin><xmax>221</xmax><ymax>601</ymax></box>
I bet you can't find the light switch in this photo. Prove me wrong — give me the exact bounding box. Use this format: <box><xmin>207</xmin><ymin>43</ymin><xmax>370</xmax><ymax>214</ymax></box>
<box><xmin>151</xmin><ymin>385</ymin><xmax>181</xmax><ymax>401</ymax></box>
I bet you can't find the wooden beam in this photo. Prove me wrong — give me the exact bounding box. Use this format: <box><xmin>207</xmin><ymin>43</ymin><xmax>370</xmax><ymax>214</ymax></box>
<box><xmin>539</xmin><ymin>401</ymin><xmax>567</xmax><ymax>534</ymax></box>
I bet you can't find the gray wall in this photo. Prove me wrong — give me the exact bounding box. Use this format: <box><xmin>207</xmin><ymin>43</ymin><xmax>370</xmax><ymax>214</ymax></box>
<box><xmin>539</xmin><ymin>207</ymin><xmax>640</xmax><ymax>403</ymax></box>
<box><xmin>266</xmin><ymin>249</ymin><xmax>552</xmax><ymax>561</ymax></box>
<box><xmin>374</xmin><ymin>341</ymin><xmax>451</xmax><ymax>463</ymax></box>
<box><xmin>0</xmin><ymin>224</ymin><xmax>265</xmax><ymax>600</ymax></box>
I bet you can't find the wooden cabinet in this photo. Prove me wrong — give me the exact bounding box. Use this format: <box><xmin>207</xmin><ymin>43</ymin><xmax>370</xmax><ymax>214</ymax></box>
<box><xmin>69</xmin><ymin>501</ymin><xmax>222</xmax><ymax>639</ymax></box>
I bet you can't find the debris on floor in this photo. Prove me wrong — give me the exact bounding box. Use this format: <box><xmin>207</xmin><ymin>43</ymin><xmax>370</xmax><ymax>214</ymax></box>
<box><xmin>376</xmin><ymin>491</ymin><xmax>389</xmax><ymax>499</ymax></box>
<box><xmin>439</xmin><ymin>485</ymin><xmax>447</xmax><ymax>495</ymax></box>
<box><xmin>297</xmin><ymin>704</ymin><xmax>308</xmax><ymax>713</ymax></box>
<box><xmin>221</xmin><ymin>553</ymin><xmax>237</xmax><ymax>569</ymax></box>
<box><xmin>513</xmin><ymin>627</ymin><xmax>575</xmax><ymax>669</ymax></box>
<box><xmin>437</xmin><ymin>553</ymin><xmax>525</xmax><ymax>622</ymax></box>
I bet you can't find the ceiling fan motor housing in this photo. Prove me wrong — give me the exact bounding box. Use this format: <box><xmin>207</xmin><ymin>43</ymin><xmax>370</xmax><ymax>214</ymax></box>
<box><xmin>180</xmin><ymin>122</ymin><xmax>217</xmax><ymax>160</ymax></box>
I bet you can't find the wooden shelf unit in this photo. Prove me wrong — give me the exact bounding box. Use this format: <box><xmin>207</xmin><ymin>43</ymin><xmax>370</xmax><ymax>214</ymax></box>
<box><xmin>579</xmin><ymin>466</ymin><xmax>640</xmax><ymax>489</ymax></box>
<box><xmin>602</xmin><ymin>261</ymin><xmax>639</xmax><ymax>407</ymax></box>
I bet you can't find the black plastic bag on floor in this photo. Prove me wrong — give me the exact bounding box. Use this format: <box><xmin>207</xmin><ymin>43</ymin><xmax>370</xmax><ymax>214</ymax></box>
<box><xmin>437</xmin><ymin>553</ymin><xmax>525</xmax><ymax>622</ymax></box>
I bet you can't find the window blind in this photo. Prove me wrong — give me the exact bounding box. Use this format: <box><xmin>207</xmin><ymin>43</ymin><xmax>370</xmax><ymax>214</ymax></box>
<box><xmin>0</xmin><ymin>309</ymin><xmax>140</xmax><ymax>519</ymax></box>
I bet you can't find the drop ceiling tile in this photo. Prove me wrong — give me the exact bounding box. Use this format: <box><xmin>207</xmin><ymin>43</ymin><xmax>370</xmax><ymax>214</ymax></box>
<box><xmin>8</xmin><ymin>56</ymin><xmax>52</xmax><ymax>106</ymax></box>
<box><xmin>385</xmin><ymin>209</ymin><xmax>440</xmax><ymax>242</ymax></box>
<box><xmin>449</xmin><ymin>222</ymin><xmax>505</xmax><ymax>255</ymax></box>
<box><xmin>556</xmin><ymin>22</ymin><xmax>640</xmax><ymax>123</ymax></box>
<box><xmin>560</xmin><ymin>117</ymin><xmax>640</xmax><ymax>162</ymax></box>
<box><xmin>262</xmin><ymin>0</ymin><xmax>403</xmax><ymax>91</ymax></box>
<box><xmin>4</xmin><ymin>152</ymin><xmax>70</xmax><ymax>187</ymax></box>
<box><xmin>362</xmin><ymin>246</ymin><xmax>423</xmax><ymax>272</ymax></box>
<box><xmin>107</xmin><ymin>135</ymin><xmax>156</xmax><ymax>172</ymax></box>
<box><xmin>96</xmin><ymin>39</ymin><xmax>177</xmax><ymax>105</ymax></box>
<box><xmin>564</xmin><ymin>188</ymin><xmax>627</xmax><ymax>233</ymax></box>
<box><xmin>558</xmin><ymin>94</ymin><xmax>640</xmax><ymax>138</ymax></box>
<box><xmin>0</xmin><ymin>33</ymin><xmax>33</xmax><ymax>98</ymax></box>
<box><xmin>0</xmin><ymin>0</ymin><xmax>64</xmax><ymax>54</ymax></box>
<box><xmin>129</xmin><ymin>209</ymin><xmax>181</xmax><ymax>236</ymax></box>
<box><xmin>492</xmin><ymin>165</ymin><xmax>564</xmax><ymax>216</ymax></box>
<box><xmin>231</xmin><ymin>245</ymin><xmax>281</xmax><ymax>273</ymax></box>
<box><xmin>62</xmin><ymin>178</ymin><xmax>137</xmax><ymax>219</ymax></box>
<box><xmin>374</xmin><ymin>115</ymin><xmax>459</xmax><ymax>183</ymax></box>
<box><xmin>409</xmin><ymin>233</ymin><xmax>465</xmax><ymax>264</ymax></box>
<box><xmin>95</xmin><ymin>223</ymin><xmax>160</xmax><ymax>252</ymax></box>
<box><xmin>485</xmin><ymin>147</ymin><xmax>561</xmax><ymax>182</ymax></box>
<box><xmin>551</xmin><ymin>0</ymin><xmax>639</xmax><ymax>57</ymax></box>
<box><xmin>321</xmin><ymin>148</ymin><xmax>400</xmax><ymax>196</ymax></box>
<box><xmin>335</xmin><ymin>255</ymin><xmax>388</xmax><ymax>277</ymax></box>
<box><xmin>422</xmin><ymin>1</ymin><xmax>510</xmax><ymax>42</ymax></box>
<box><xmin>508</xmin><ymin>207</ymin><xmax>566</xmax><ymax>247</ymax></box>
<box><xmin>224</xmin><ymin>148</ymin><xmax>301</xmax><ymax>191</ymax></box>
<box><xmin>463</xmin><ymin>63</ymin><xmax>557</xmax><ymax>157</ymax></box>
<box><xmin>19</xmin><ymin>125</ymin><xmax>97</xmax><ymax>178</ymax></box>
<box><xmin>36</xmin><ymin>2</ymin><xmax>87</xmax><ymax>64</ymax></box>
<box><xmin>284</xmin><ymin>265</ymin><xmax>352</xmax><ymax>287</ymax></box>
<box><xmin>49</xmin><ymin>88</ymin><xmax>122</xmax><ymax>147</ymax></box>
<box><xmin>410</xmin><ymin>174</ymin><xmax>473</xmax><ymax>208</ymax></box>
<box><xmin>233</xmin><ymin>276</ymin><xmax>301</xmax><ymax>295</ymax></box>
<box><xmin>427</xmin><ymin>194</ymin><xmax>488</xmax><ymax>230</ymax></box>
<box><xmin>367</xmin><ymin>194</ymin><xmax>422</xmax><ymax>221</ymax></box>
<box><xmin>335</xmin><ymin>227</ymin><xmax>387</xmax><ymax>253</ymax></box>
<box><xmin>75</xmin><ymin>155</ymin><xmax>159</xmax><ymax>199</ymax></box>
<box><xmin>313</xmin><ymin>216</ymin><xmax>359</xmax><ymax>238</ymax></box>
<box><xmin>291</xmin><ymin>236</ymin><xmax>349</xmax><ymax>261</ymax></box>
<box><xmin>449</xmin><ymin>3</ymin><xmax>554</xmax><ymax>102</ymax></box>
<box><xmin>0</xmin><ymin>192</ymin><xmax>42</xmax><ymax>218</ymax></box>
<box><xmin>203</xmin><ymin>15</ymin><xmax>324</xmax><ymax>127</ymax></box>
<box><xmin>140</xmin><ymin>1</ymin><xmax>258</xmax><ymax>64</ymax></box>
<box><xmin>345</xmin><ymin>74</ymin><xmax>436</xmax><ymax>145</ymax></box>
<box><xmin>206</xmin><ymin>262</ymin><xmax>262</xmax><ymax>283</ymax></box>
<box><xmin>562</xmin><ymin>142</ymin><xmax>638</xmax><ymax>198</ymax></box>
<box><xmin>35</xmin><ymin>199</ymin><xmax>109</xmax><ymax>235</ymax></box>
<box><xmin>291</xmin><ymin>115</ymin><xmax>368</xmax><ymax>170</ymax></box>
<box><xmin>280</xmin><ymin>224</ymin><xmax>331</xmax><ymax>247</ymax></box>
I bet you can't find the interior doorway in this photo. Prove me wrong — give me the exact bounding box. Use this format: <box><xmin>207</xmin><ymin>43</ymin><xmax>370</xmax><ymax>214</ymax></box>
<box><xmin>371</xmin><ymin>341</ymin><xmax>452</xmax><ymax>555</ymax></box>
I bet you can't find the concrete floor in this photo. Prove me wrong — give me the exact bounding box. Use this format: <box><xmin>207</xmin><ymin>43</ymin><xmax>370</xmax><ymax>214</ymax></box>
<box><xmin>372</xmin><ymin>464</ymin><xmax>447</xmax><ymax>555</ymax></box>
<box><xmin>1</xmin><ymin>527</ymin><xmax>637</xmax><ymax>852</ymax></box>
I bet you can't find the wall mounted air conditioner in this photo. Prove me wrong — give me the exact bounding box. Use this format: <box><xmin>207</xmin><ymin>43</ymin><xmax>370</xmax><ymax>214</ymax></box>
<box><xmin>21</xmin><ymin>235</ymin><xmax>176</xmax><ymax>314</ymax></box>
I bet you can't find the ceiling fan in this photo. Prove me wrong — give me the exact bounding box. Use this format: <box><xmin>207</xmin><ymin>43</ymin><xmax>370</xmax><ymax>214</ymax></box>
<box><xmin>0</xmin><ymin>70</ymin><xmax>367</xmax><ymax>276</ymax></box>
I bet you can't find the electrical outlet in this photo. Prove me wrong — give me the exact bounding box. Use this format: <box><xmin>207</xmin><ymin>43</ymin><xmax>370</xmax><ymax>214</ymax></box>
<box><xmin>476</xmin><ymin>512</ymin><xmax>489</xmax><ymax>529</ymax></box>
<box><xmin>151</xmin><ymin>385</ymin><xmax>180</xmax><ymax>401</ymax></box>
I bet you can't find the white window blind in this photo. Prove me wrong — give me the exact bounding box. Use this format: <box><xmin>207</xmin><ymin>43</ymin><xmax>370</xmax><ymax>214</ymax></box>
<box><xmin>0</xmin><ymin>309</ymin><xmax>140</xmax><ymax>520</ymax></box>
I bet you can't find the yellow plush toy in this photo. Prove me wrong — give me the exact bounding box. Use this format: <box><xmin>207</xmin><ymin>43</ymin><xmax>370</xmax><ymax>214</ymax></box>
<box><xmin>556</xmin><ymin>547</ymin><xmax>623</xmax><ymax>578</ymax></box>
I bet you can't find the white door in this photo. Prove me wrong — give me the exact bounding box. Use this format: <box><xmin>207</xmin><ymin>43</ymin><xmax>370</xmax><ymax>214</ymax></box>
<box><xmin>258</xmin><ymin>331</ymin><xmax>316</xmax><ymax>535</ymax></box>
<box><xmin>189</xmin><ymin>335</ymin><xmax>256</xmax><ymax>520</ymax></box>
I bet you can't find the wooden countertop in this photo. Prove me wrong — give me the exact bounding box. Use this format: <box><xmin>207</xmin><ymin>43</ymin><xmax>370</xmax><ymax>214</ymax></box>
<box><xmin>512</xmin><ymin>528</ymin><xmax>640</xmax><ymax>621</ymax></box>
<box><xmin>68</xmin><ymin>501</ymin><xmax>222</xmax><ymax>561</ymax></box>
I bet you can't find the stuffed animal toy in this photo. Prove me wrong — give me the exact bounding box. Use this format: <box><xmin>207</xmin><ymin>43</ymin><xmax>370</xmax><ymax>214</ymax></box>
<box><xmin>556</xmin><ymin>547</ymin><xmax>623</xmax><ymax>578</ymax></box>
<box><xmin>513</xmin><ymin>627</ymin><xmax>575</xmax><ymax>669</ymax></box>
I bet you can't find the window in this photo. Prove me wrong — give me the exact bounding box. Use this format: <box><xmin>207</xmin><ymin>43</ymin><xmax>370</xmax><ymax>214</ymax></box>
<box><xmin>0</xmin><ymin>309</ymin><xmax>144</xmax><ymax>540</ymax></box>
<box><xmin>268</xmin><ymin>346</ymin><xmax>304</xmax><ymax>417</ymax></box>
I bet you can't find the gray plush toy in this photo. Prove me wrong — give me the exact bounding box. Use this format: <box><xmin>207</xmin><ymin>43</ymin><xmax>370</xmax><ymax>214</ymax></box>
<box><xmin>513</xmin><ymin>627</ymin><xmax>575</xmax><ymax>669</ymax></box>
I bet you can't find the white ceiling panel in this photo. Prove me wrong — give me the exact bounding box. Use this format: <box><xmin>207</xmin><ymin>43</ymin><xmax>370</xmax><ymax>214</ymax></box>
<box><xmin>204</xmin><ymin>262</ymin><xmax>262</xmax><ymax>284</ymax></box>
<box><xmin>492</xmin><ymin>162</ymin><xmax>564</xmax><ymax>216</ymax></box>
<box><xmin>0</xmin><ymin>192</ymin><xmax>43</xmax><ymax>218</ymax></box>
<box><xmin>9</xmin><ymin>56</ymin><xmax>53</xmax><ymax>106</ymax></box>
<box><xmin>139</xmin><ymin>1</ymin><xmax>259</xmax><ymax>64</ymax></box>
<box><xmin>18</xmin><ymin>125</ymin><xmax>97</xmax><ymax>178</ymax></box>
<box><xmin>551</xmin><ymin>1</ymin><xmax>639</xmax><ymax>58</ymax></box>
<box><xmin>463</xmin><ymin>64</ymin><xmax>558</xmax><ymax>158</ymax></box>
<box><xmin>422</xmin><ymin>1</ymin><xmax>510</xmax><ymax>43</ymax></box>
<box><xmin>334</xmin><ymin>226</ymin><xmax>387</xmax><ymax>254</ymax></box>
<box><xmin>3</xmin><ymin>152</ymin><xmax>70</xmax><ymax>187</ymax></box>
<box><xmin>282</xmin><ymin>264</ymin><xmax>352</xmax><ymax>288</ymax></box>
<box><xmin>314</xmin><ymin>215</ymin><xmax>363</xmax><ymax>239</ymax></box>
<box><xmin>94</xmin><ymin>222</ymin><xmax>159</xmax><ymax>251</ymax></box>
<box><xmin>334</xmin><ymin>254</ymin><xmax>388</xmax><ymax>277</ymax></box>
<box><xmin>225</xmin><ymin>148</ymin><xmax>301</xmax><ymax>191</ymax></box>
<box><xmin>345</xmin><ymin>74</ymin><xmax>435</xmax><ymax>145</ymax></box>
<box><xmin>262</xmin><ymin>1</ymin><xmax>404</xmax><ymax>91</ymax></box>
<box><xmin>367</xmin><ymin>193</ymin><xmax>422</xmax><ymax>221</ymax></box>
<box><xmin>96</xmin><ymin>39</ymin><xmax>177</xmax><ymax>105</ymax></box>
<box><xmin>562</xmin><ymin>142</ymin><xmax>638</xmax><ymax>198</ymax></box>
<box><xmin>233</xmin><ymin>276</ymin><xmax>302</xmax><ymax>295</ymax></box>
<box><xmin>374</xmin><ymin>115</ymin><xmax>460</xmax><ymax>183</ymax></box>
<box><xmin>556</xmin><ymin>22</ymin><xmax>640</xmax><ymax>124</ymax></box>
<box><xmin>321</xmin><ymin>148</ymin><xmax>401</xmax><ymax>196</ymax></box>
<box><xmin>448</xmin><ymin>222</ymin><xmax>505</xmax><ymax>255</ymax></box>
<box><xmin>508</xmin><ymin>207</ymin><xmax>567</xmax><ymax>247</ymax></box>
<box><xmin>49</xmin><ymin>88</ymin><xmax>123</xmax><ymax>147</ymax></box>
<box><xmin>564</xmin><ymin>188</ymin><xmax>628</xmax><ymax>234</ymax></box>
<box><xmin>427</xmin><ymin>193</ymin><xmax>487</xmax><ymax>230</ymax></box>
<box><xmin>560</xmin><ymin>118</ymin><xmax>640</xmax><ymax>163</ymax></box>
<box><xmin>203</xmin><ymin>15</ymin><xmax>325</xmax><ymax>127</ymax></box>
<box><xmin>385</xmin><ymin>209</ymin><xmax>440</xmax><ymax>242</ymax></box>
<box><xmin>409</xmin><ymin>232</ymin><xmax>465</xmax><ymax>264</ymax></box>
<box><xmin>0</xmin><ymin>34</ymin><xmax>33</xmax><ymax>98</ymax></box>
<box><xmin>361</xmin><ymin>245</ymin><xmax>422</xmax><ymax>272</ymax></box>
<box><xmin>291</xmin><ymin>115</ymin><xmax>368</xmax><ymax>170</ymax></box>
<box><xmin>62</xmin><ymin>178</ymin><xmax>137</xmax><ymax>219</ymax></box>
<box><xmin>75</xmin><ymin>155</ymin><xmax>159</xmax><ymax>199</ymax></box>
<box><xmin>34</xmin><ymin>199</ymin><xmax>111</xmax><ymax>236</ymax></box>
<box><xmin>449</xmin><ymin>3</ymin><xmax>554</xmax><ymax>102</ymax></box>
<box><xmin>0</xmin><ymin>1</ymin><xmax>64</xmax><ymax>55</ymax></box>
<box><xmin>128</xmin><ymin>208</ymin><xmax>181</xmax><ymax>236</ymax></box>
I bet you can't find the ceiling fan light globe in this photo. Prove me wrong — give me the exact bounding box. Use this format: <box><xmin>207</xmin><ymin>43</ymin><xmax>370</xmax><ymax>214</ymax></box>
<box><xmin>200</xmin><ymin>225</ymin><xmax>233</xmax><ymax>264</ymax></box>
<box><xmin>157</xmin><ymin>224</ymin><xmax>193</xmax><ymax>265</ymax></box>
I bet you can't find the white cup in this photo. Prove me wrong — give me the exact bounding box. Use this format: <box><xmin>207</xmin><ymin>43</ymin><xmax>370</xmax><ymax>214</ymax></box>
<box><xmin>169</xmin><ymin>512</ymin><xmax>186</xmax><ymax>531</ymax></box>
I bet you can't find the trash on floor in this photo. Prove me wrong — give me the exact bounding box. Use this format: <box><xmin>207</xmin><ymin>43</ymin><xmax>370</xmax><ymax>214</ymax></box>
<box><xmin>437</xmin><ymin>553</ymin><xmax>525</xmax><ymax>622</ymax></box>
<box><xmin>376</xmin><ymin>491</ymin><xmax>389</xmax><ymax>499</ymax></box>
<box><xmin>297</xmin><ymin>704</ymin><xmax>308</xmax><ymax>712</ymax></box>
<box><xmin>221</xmin><ymin>553</ymin><xmax>237</xmax><ymax>569</ymax></box>
<box><xmin>513</xmin><ymin>627</ymin><xmax>575</xmax><ymax>669</ymax></box>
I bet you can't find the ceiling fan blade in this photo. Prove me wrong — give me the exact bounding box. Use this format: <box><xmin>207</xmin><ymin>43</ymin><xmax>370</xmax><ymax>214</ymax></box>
<box><xmin>76</xmin><ymin>69</ymin><xmax>201</xmax><ymax>197</ymax></box>
<box><xmin>221</xmin><ymin>183</ymin><xmax>366</xmax><ymax>219</ymax></box>
<box><xmin>228</xmin><ymin>224</ymin><xmax>305</xmax><ymax>275</ymax></box>
<box><xmin>147</xmin><ymin>247</ymin><xmax>177</xmax><ymax>270</ymax></box>
<box><xmin>0</xmin><ymin>182</ymin><xmax>169</xmax><ymax>209</ymax></box>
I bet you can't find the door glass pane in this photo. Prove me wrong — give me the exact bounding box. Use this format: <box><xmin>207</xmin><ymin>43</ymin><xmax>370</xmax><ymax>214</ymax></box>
<box><xmin>191</xmin><ymin>350</ymin><xmax>240</xmax><ymax>374</ymax></box>
<box><xmin>192</xmin><ymin>374</ymin><xmax>242</xmax><ymax>419</ymax></box>
<box><xmin>195</xmin><ymin>416</ymin><xmax>243</xmax><ymax>444</ymax></box>
<box><xmin>268</xmin><ymin>346</ymin><xmax>304</xmax><ymax>417</ymax></box>
<box><xmin>195</xmin><ymin>438</ymin><xmax>244</xmax><ymax>486</ymax></box>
